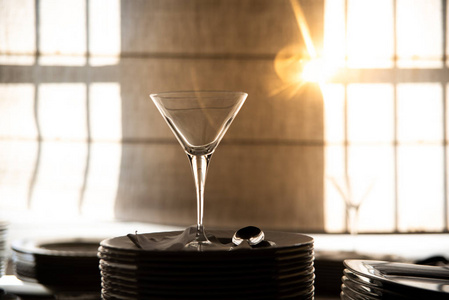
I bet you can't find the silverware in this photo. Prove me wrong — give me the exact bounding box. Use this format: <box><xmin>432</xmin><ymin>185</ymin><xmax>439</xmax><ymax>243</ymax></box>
<box><xmin>232</xmin><ymin>226</ymin><xmax>265</xmax><ymax>246</ymax></box>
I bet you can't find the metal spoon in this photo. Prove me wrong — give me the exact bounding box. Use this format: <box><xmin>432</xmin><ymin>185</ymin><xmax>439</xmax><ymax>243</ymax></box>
<box><xmin>232</xmin><ymin>226</ymin><xmax>265</xmax><ymax>246</ymax></box>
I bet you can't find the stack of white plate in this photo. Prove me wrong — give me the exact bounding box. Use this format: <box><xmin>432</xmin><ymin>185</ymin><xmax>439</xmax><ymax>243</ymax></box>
<box><xmin>99</xmin><ymin>230</ymin><xmax>315</xmax><ymax>299</ymax></box>
<box><xmin>0</xmin><ymin>222</ymin><xmax>8</xmax><ymax>277</ymax></box>
<box><xmin>342</xmin><ymin>259</ymin><xmax>449</xmax><ymax>299</ymax></box>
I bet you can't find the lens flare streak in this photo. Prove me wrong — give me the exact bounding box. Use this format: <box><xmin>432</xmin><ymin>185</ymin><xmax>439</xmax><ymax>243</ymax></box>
<box><xmin>289</xmin><ymin>0</ymin><xmax>317</xmax><ymax>59</ymax></box>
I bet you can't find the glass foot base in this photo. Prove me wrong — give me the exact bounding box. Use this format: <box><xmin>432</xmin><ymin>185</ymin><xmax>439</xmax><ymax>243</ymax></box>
<box><xmin>183</xmin><ymin>229</ymin><xmax>231</xmax><ymax>251</ymax></box>
<box><xmin>184</xmin><ymin>229</ymin><xmax>212</xmax><ymax>250</ymax></box>
<box><xmin>184</xmin><ymin>239</ymin><xmax>212</xmax><ymax>250</ymax></box>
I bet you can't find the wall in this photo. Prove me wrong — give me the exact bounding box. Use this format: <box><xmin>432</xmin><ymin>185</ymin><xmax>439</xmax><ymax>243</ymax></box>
<box><xmin>0</xmin><ymin>0</ymin><xmax>325</xmax><ymax>231</ymax></box>
<box><xmin>115</xmin><ymin>0</ymin><xmax>325</xmax><ymax>231</ymax></box>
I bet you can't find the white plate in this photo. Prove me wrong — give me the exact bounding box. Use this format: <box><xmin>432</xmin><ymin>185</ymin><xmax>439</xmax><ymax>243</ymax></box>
<box><xmin>344</xmin><ymin>260</ymin><xmax>449</xmax><ymax>299</ymax></box>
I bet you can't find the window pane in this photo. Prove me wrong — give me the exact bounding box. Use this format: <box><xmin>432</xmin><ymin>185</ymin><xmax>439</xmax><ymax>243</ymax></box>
<box><xmin>347</xmin><ymin>84</ymin><xmax>394</xmax><ymax>143</ymax></box>
<box><xmin>397</xmin><ymin>83</ymin><xmax>443</xmax><ymax>143</ymax></box>
<box><xmin>322</xmin><ymin>83</ymin><xmax>345</xmax><ymax>143</ymax></box>
<box><xmin>0</xmin><ymin>55</ymin><xmax>35</xmax><ymax>65</ymax></box>
<box><xmin>0</xmin><ymin>84</ymin><xmax>37</xmax><ymax>139</ymax></box>
<box><xmin>89</xmin><ymin>83</ymin><xmax>122</xmax><ymax>141</ymax></box>
<box><xmin>397</xmin><ymin>145</ymin><xmax>444</xmax><ymax>232</ymax></box>
<box><xmin>38</xmin><ymin>55</ymin><xmax>87</xmax><ymax>66</ymax></box>
<box><xmin>39</xmin><ymin>0</ymin><xmax>86</xmax><ymax>64</ymax></box>
<box><xmin>89</xmin><ymin>0</ymin><xmax>121</xmax><ymax>57</ymax></box>
<box><xmin>347</xmin><ymin>0</ymin><xmax>394</xmax><ymax>68</ymax></box>
<box><xmin>0</xmin><ymin>0</ymin><xmax>35</xmax><ymax>61</ymax></box>
<box><xmin>30</xmin><ymin>141</ymin><xmax>87</xmax><ymax>216</ymax></box>
<box><xmin>38</xmin><ymin>83</ymin><xmax>87</xmax><ymax>141</ymax></box>
<box><xmin>0</xmin><ymin>140</ymin><xmax>37</xmax><ymax>213</ymax></box>
<box><xmin>348</xmin><ymin>145</ymin><xmax>395</xmax><ymax>232</ymax></box>
<box><xmin>81</xmin><ymin>142</ymin><xmax>121</xmax><ymax>219</ymax></box>
<box><xmin>396</xmin><ymin>0</ymin><xmax>443</xmax><ymax>68</ymax></box>
<box><xmin>324</xmin><ymin>145</ymin><xmax>346</xmax><ymax>232</ymax></box>
<box><xmin>325</xmin><ymin>144</ymin><xmax>396</xmax><ymax>233</ymax></box>
<box><xmin>323</xmin><ymin>0</ymin><xmax>346</xmax><ymax>68</ymax></box>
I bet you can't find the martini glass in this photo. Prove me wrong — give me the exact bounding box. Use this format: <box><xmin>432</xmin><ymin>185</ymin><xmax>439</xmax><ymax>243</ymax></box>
<box><xmin>328</xmin><ymin>174</ymin><xmax>376</xmax><ymax>252</ymax></box>
<box><xmin>150</xmin><ymin>91</ymin><xmax>247</xmax><ymax>249</ymax></box>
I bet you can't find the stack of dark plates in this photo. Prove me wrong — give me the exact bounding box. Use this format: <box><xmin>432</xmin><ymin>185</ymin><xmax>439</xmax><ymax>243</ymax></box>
<box><xmin>11</xmin><ymin>238</ymin><xmax>102</xmax><ymax>292</ymax></box>
<box><xmin>342</xmin><ymin>259</ymin><xmax>449</xmax><ymax>299</ymax></box>
<box><xmin>0</xmin><ymin>222</ymin><xmax>7</xmax><ymax>276</ymax></box>
<box><xmin>99</xmin><ymin>230</ymin><xmax>314</xmax><ymax>299</ymax></box>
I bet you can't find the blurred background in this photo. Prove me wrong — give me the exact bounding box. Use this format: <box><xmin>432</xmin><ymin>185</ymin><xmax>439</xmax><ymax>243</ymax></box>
<box><xmin>0</xmin><ymin>0</ymin><xmax>447</xmax><ymax>235</ymax></box>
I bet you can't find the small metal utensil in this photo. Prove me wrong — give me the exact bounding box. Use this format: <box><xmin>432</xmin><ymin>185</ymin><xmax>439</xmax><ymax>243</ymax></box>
<box><xmin>232</xmin><ymin>226</ymin><xmax>265</xmax><ymax>246</ymax></box>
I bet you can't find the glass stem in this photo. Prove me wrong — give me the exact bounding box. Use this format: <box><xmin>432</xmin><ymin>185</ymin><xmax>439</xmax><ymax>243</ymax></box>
<box><xmin>347</xmin><ymin>205</ymin><xmax>359</xmax><ymax>236</ymax></box>
<box><xmin>347</xmin><ymin>205</ymin><xmax>360</xmax><ymax>252</ymax></box>
<box><xmin>188</xmin><ymin>153</ymin><xmax>212</xmax><ymax>242</ymax></box>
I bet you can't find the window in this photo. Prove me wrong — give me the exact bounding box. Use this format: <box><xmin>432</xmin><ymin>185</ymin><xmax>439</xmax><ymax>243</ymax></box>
<box><xmin>0</xmin><ymin>0</ymin><xmax>122</xmax><ymax>221</ymax></box>
<box><xmin>323</xmin><ymin>0</ymin><xmax>448</xmax><ymax>233</ymax></box>
<box><xmin>1</xmin><ymin>0</ymin><xmax>447</xmax><ymax>233</ymax></box>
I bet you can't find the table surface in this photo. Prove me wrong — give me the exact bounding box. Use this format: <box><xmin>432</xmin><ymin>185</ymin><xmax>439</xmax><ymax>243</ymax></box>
<box><xmin>5</xmin><ymin>218</ymin><xmax>448</xmax><ymax>258</ymax></box>
<box><xmin>2</xmin><ymin>219</ymin><xmax>448</xmax><ymax>300</ymax></box>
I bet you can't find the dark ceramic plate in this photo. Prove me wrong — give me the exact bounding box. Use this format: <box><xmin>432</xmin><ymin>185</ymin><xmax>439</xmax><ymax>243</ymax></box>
<box><xmin>101</xmin><ymin>280</ymin><xmax>315</xmax><ymax>300</ymax></box>
<box><xmin>11</xmin><ymin>238</ymin><xmax>102</xmax><ymax>287</ymax></box>
<box><xmin>12</xmin><ymin>238</ymin><xmax>101</xmax><ymax>257</ymax></box>
<box><xmin>100</xmin><ymin>230</ymin><xmax>313</xmax><ymax>254</ymax></box>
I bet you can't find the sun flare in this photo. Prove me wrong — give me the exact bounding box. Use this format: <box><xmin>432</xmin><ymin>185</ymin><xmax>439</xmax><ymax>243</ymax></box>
<box><xmin>272</xmin><ymin>0</ymin><xmax>337</xmax><ymax>98</ymax></box>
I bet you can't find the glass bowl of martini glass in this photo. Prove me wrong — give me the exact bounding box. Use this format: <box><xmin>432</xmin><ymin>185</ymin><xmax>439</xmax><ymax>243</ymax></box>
<box><xmin>150</xmin><ymin>91</ymin><xmax>247</xmax><ymax>250</ymax></box>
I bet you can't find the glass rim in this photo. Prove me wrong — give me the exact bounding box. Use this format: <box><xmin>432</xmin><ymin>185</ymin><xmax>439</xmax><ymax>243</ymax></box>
<box><xmin>150</xmin><ymin>90</ymin><xmax>248</xmax><ymax>98</ymax></box>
